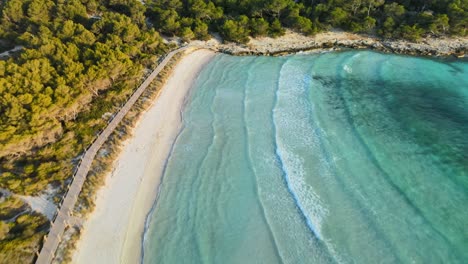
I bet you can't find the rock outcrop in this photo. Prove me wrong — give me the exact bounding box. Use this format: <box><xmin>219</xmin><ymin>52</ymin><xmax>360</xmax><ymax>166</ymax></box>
<box><xmin>191</xmin><ymin>30</ymin><xmax>467</xmax><ymax>58</ymax></box>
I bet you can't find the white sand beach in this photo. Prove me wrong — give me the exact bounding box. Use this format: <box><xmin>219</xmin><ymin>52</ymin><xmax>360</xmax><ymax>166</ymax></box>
<box><xmin>73</xmin><ymin>49</ymin><xmax>217</xmax><ymax>264</ymax></box>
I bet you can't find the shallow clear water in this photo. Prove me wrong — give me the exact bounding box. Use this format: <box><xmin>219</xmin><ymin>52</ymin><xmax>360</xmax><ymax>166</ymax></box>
<box><xmin>142</xmin><ymin>51</ymin><xmax>468</xmax><ymax>264</ymax></box>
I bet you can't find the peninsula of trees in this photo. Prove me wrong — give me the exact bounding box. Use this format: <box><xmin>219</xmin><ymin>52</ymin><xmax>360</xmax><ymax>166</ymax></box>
<box><xmin>0</xmin><ymin>0</ymin><xmax>466</xmax><ymax>263</ymax></box>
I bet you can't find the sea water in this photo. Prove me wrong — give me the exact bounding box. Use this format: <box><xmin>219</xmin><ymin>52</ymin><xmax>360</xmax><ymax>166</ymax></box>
<box><xmin>142</xmin><ymin>51</ymin><xmax>468</xmax><ymax>264</ymax></box>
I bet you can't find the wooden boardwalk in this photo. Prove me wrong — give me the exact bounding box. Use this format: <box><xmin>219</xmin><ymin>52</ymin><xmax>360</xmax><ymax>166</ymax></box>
<box><xmin>36</xmin><ymin>47</ymin><xmax>187</xmax><ymax>264</ymax></box>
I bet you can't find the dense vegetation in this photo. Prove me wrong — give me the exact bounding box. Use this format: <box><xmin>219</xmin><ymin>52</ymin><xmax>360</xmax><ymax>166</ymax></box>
<box><xmin>146</xmin><ymin>0</ymin><xmax>467</xmax><ymax>43</ymax></box>
<box><xmin>0</xmin><ymin>0</ymin><xmax>466</xmax><ymax>262</ymax></box>
<box><xmin>0</xmin><ymin>197</ymin><xmax>48</xmax><ymax>263</ymax></box>
<box><xmin>0</xmin><ymin>0</ymin><xmax>167</xmax><ymax>193</ymax></box>
<box><xmin>0</xmin><ymin>0</ymin><xmax>168</xmax><ymax>262</ymax></box>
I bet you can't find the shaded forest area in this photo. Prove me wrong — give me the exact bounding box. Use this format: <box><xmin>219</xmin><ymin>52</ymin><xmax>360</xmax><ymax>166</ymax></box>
<box><xmin>147</xmin><ymin>0</ymin><xmax>467</xmax><ymax>42</ymax></box>
<box><xmin>0</xmin><ymin>0</ymin><xmax>466</xmax><ymax>262</ymax></box>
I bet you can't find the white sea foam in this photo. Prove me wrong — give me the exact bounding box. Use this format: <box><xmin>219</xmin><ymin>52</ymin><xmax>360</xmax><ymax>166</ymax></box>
<box><xmin>273</xmin><ymin>59</ymin><xmax>348</xmax><ymax>263</ymax></box>
<box><xmin>343</xmin><ymin>64</ymin><xmax>352</xmax><ymax>74</ymax></box>
<box><xmin>274</xmin><ymin>61</ymin><xmax>329</xmax><ymax>238</ymax></box>
<box><xmin>276</xmin><ymin>146</ymin><xmax>328</xmax><ymax>238</ymax></box>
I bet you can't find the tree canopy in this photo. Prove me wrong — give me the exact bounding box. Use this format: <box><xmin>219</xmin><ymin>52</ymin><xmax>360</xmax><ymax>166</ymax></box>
<box><xmin>144</xmin><ymin>0</ymin><xmax>466</xmax><ymax>43</ymax></box>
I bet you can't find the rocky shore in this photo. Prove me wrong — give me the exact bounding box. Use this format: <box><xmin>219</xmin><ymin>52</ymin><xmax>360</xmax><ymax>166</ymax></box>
<box><xmin>191</xmin><ymin>30</ymin><xmax>467</xmax><ymax>58</ymax></box>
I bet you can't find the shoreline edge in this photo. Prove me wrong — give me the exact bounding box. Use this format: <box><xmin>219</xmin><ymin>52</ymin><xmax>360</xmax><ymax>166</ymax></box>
<box><xmin>72</xmin><ymin>49</ymin><xmax>217</xmax><ymax>264</ymax></box>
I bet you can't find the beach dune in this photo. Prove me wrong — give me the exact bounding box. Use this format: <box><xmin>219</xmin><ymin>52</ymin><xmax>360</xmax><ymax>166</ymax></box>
<box><xmin>73</xmin><ymin>49</ymin><xmax>216</xmax><ymax>264</ymax></box>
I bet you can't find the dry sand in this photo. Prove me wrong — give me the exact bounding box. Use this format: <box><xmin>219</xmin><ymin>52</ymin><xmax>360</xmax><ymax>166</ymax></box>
<box><xmin>73</xmin><ymin>49</ymin><xmax>217</xmax><ymax>264</ymax></box>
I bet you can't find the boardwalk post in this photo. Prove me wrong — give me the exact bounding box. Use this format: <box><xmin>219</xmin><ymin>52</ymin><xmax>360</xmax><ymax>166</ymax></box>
<box><xmin>35</xmin><ymin>47</ymin><xmax>187</xmax><ymax>264</ymax></box>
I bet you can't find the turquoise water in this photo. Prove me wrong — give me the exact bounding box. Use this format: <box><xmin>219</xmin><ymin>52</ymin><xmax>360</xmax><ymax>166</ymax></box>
<box><xmin>142</xmin><ymin>51</ymin><xmax>468</xmax><ymax>264</ymax></box>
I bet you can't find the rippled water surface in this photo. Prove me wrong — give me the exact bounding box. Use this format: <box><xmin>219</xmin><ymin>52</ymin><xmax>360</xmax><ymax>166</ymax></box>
<box><xmin>143</xmin><ymin>51</ymin><xmax>468</xmax><ymax>264</ymax></box>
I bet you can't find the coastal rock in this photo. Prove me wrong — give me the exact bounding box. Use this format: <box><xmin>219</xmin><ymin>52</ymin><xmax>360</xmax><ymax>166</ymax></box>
<box><xmin>198</xmin><ymin>30</ymin><xmax>468</xmax><ymax>58</ymax></box>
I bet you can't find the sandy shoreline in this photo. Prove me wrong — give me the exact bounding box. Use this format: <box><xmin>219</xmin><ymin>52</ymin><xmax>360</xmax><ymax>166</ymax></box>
<box><xmin>73</xmin><ymin>49</ymin><xmax>216</xmax><ymax>264</ymax></box>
